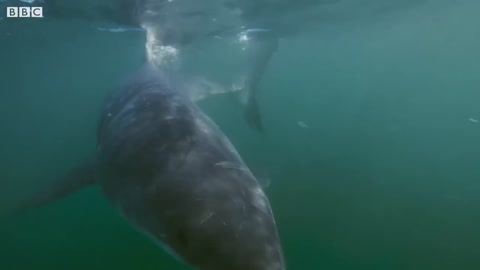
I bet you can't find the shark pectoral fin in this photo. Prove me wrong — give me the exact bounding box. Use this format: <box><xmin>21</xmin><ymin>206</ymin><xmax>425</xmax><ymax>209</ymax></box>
<box><xmin>9</xmin><ymin>159</ymin><xmax>97</xmax><ymax>217</ymax></box>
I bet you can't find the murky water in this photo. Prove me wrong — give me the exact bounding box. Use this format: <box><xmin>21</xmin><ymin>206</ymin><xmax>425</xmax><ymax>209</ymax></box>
<box><xmin>1</xmin><ymin>1</ymin><xmax>480</xmax><ymax>269</ymax></box>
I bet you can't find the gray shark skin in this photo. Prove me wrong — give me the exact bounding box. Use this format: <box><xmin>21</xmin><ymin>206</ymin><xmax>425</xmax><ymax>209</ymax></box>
<box><xmin>11</xmin><ymin>63</ymin><xmax>286</xmax><ymax>270</ymax></box>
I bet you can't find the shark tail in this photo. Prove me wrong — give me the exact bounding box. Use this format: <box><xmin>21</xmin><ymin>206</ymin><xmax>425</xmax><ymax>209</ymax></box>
<box><xmin>242</xmin><ymin>36</ymin><xmax>279</xmax><ymax>132</ymax></box>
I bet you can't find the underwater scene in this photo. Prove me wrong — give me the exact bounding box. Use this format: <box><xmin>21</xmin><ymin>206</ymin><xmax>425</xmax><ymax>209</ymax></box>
<box><xmin>1</xmin><ymin>0</ymin><xmax>480</xmax><ymax>269</ymax></box>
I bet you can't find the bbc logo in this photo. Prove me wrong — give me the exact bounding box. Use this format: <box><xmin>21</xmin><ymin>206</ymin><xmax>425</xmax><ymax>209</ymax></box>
<box><xmin>6</xmin><ymin>7</ymin><xmax>44</xmax><ymax>18</ymax></box>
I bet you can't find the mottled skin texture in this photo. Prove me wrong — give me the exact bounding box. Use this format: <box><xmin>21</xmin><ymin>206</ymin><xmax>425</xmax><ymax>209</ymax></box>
<box><xmin>95</xmin><ymin>64</ymin><xmax>285</xmax><ymax>270</ymax></box>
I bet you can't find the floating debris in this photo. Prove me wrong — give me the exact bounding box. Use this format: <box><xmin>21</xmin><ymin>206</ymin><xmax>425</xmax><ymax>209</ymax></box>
<box><xmin>468</xmin><ymin>118</ymin><xmax>479</xmax><ymax>123</ymax></box>
<box><xmin>97</xmin><ymin>27</ymin><xmax>145</xmax><ymax>33</ymax></box>
<box><xmin>297</xmin><ymin>121</ymin><xmax>309</xmax><ymax>128</ymax></box>
<box><xmin>244</xmin><ymin>28</ymin><xmax>271</xmax><ymax>34</ymax></box>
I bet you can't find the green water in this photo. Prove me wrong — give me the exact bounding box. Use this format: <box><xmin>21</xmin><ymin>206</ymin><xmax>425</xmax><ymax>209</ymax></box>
<box><xmin>1</xmin><ymin>1</ymin><xmax>480</xmax><ymax>269</ymax></box>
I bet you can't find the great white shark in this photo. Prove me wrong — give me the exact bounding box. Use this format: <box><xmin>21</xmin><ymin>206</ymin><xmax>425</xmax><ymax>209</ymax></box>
<box><xmin>8</xmin><ymin>58</ymin><xmax>286</xmax><ymax>270</ymax></box>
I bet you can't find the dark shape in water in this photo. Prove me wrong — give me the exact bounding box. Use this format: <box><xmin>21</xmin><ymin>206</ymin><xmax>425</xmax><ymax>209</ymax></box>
<box><xmin>11</xmin><ymin>63</ymin><xmax>286</xmax><ymax>270</ymax></box>
<box><xmin>241</xmin><ymin>35</ymin><xmax>279</xmax><ymax>133</ymax></box>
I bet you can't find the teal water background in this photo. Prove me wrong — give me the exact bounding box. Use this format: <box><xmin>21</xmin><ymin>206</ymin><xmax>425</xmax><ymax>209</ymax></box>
<box><xmin>1</xmin><ymin>1</ymin><xmax>480</xmax><ymax>269</ymax></box>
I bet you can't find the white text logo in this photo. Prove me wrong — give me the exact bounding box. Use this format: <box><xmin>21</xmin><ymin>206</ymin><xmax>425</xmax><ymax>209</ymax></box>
<box><xmin>6</xmin><ymin>7</ymin><xmax>43</xmax><ymax>18</ymax></box>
